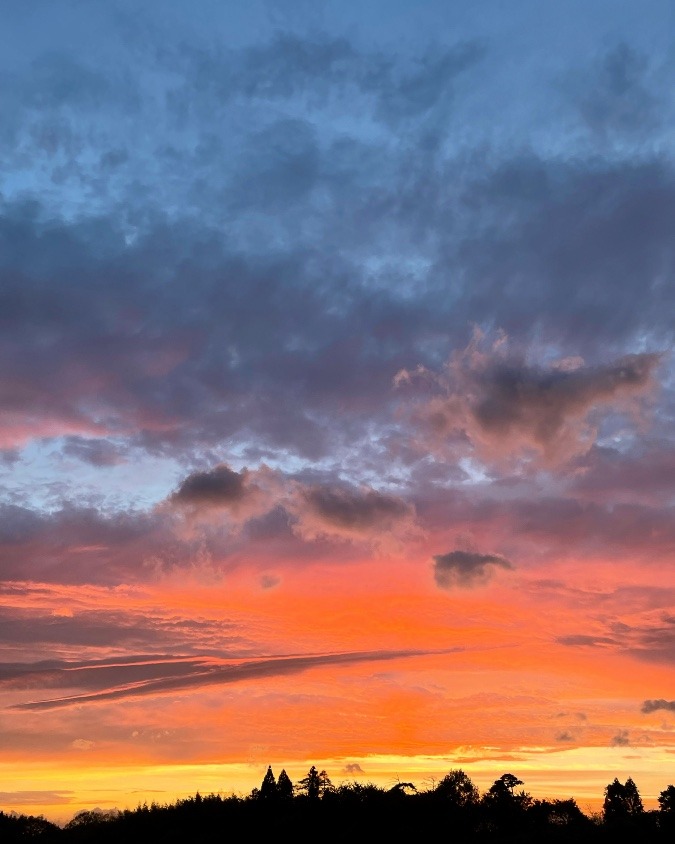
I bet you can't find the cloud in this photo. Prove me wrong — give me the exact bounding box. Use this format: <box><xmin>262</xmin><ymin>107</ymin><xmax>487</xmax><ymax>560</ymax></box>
<box><xmin>292</xmin><ymin>482</ymin><xmax>418</xmax><ymax>545</ymax></box>
<box><xmin>433</xmin><ymin>550</ymin><xmax>512</xmax><ymax>589</ymax></box>
<box><xmin>0</xmin><ymin>606</ymin><xmax>244</xmax><ymax>655</ymax></box>
<box><xmin>556</xmin><ymin>635</ymin><xmax>617</xmax><ymax>647</ymax></box>
<box><xmin>397</xmin><ymin>331</ymin><xmax>661</xmax><ymax>466</ymax></box>
<box><xmin>165</xmin><ymin>465</ymin><xmax>419</xmax><ymax>549</ymax></box>
<box><xmin>641</xmin><ymin>699</ymin><xmax>675</xmax><ymax>714</ymax></box>
<box><xmin>61</xmin><ymin>436</ymin><xmax>127</xmax><ymax>467</ymax></box>
<box><xmin>555</xmin><ymin>731</ymin><xmax>574</xmax><ymax>742</ymax></box>
<box><xmin>260</xmin><ymin>574</ymin><xmax>280</xmax><ymax>590</ymax></box>
<box><xmin>169</xmin><ymin>463</ymin><xmax>255</xmax><ymax>508</ymax></box>
<box><xmin>0</xmin><ymin>791</ymin><xmax>74</xmax><ymax>806</ymax></box>
<box><xmin>9</xmin><ymin>648</ymin><xmax>454</xmax><ymax>711</ymax></box>
<box><xmin>343</xmin><ymin>762</ymin><xmax>364</xmax><ymax>774</ymax></box>
<box><xmin>0</xmin><ymin>503</ymin><xmax>174</xmax><ymax>584</ymax></box>
<box><xmin>570</xmin><ymin>443</ymin><xmax>675</xmax><ymax>506</ymax></box>
<box><xmin>571</xmin><ymin>44</ymin><xmax>660</xmax><ymax>139</ymax></box>
<box><xmin>610</xmin><ymin>729</ymin><xmax>630</xmax><ymax>746</ymax></box>
<box><xmin>549</xmin><ymin>608</ymin><xmax>675</xmax><ymax>667</ymax></box>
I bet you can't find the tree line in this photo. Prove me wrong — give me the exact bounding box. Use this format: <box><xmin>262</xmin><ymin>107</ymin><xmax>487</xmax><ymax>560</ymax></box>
<box><xmin>3</xmin><ymin>767</ymin><xmax>675</xmax><ymax>842</ymax></box>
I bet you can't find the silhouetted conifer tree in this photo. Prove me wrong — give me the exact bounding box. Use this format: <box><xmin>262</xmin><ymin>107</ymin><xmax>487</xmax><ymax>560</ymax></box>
<box><xmin>318</xmin><ymin>769</ymin><xmax>334</xmax><ymax>797</ymax></box>
<box><xmin>624</xmin><ymin>777</ymin><xmax>643</xmax><ymax>814</ymax></box>
<box><xmin>277</xmin><ymin>768</ymin><xmax>294</xmax><ymax>799</ymax></box>
<box><xmin>260</xmin><ymin>765</ymin><xmax>278</xmax><ymax>799</ymax></box>
<box><xmin>297</xmin><ymin>765</ymin><xmax>321</xmax><ymax>799</ymax></box>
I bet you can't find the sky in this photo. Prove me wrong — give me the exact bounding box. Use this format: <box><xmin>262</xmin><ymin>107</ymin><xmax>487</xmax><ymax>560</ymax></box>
<box><xmin>1</xmin><ymin>0</ymin><xmax>675</xmax><ymax>822</ymax></box>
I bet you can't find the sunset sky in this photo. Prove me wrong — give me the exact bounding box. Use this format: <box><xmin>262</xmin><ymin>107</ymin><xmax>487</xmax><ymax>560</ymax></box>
<box><xmin>2</xmin><ymin>0</ymin><xmax>675</xmax><ymax>823</ymax></box>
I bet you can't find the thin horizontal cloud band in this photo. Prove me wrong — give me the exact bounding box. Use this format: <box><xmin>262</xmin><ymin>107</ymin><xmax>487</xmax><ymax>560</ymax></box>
<box><xmin>10</xmin><ymin>647</ymin><xmax>461</xmax><ymax>711</ymax></box>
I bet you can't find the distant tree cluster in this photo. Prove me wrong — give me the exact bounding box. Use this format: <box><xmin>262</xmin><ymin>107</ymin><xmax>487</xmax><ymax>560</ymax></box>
<box><xmin>2</xmin><ymin>768</ymin><xmax>675</xmax><ymax>842</ymax></box>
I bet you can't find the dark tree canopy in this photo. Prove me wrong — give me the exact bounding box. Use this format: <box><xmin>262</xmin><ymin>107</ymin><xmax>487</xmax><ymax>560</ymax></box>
<box><xmin>659</xmin><ymin>784</ymin><xmax>675</xmax><ymax>813</ymax></box>
<box><xmin>603</xmin><ymin>777</ymin><xmax>644</xmax><ymax>823</ymax></box>
<box><xmin>433</xmin><ymin>769</ymin><xmax>479</xmax><ymax>807</ymax></box>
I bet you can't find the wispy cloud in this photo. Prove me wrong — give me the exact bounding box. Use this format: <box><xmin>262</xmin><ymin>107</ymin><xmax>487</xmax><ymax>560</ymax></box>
<box><xmin>9</xmin><ymin>648</ymin><xmax>456</xmax><ymax>711</ymax></box>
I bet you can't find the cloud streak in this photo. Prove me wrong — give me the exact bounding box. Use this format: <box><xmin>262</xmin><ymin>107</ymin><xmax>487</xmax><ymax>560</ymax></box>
<box><xmin>9</xmin><ymin>648</ymin><xmax>456</xmax><ymax>711</ymax></box>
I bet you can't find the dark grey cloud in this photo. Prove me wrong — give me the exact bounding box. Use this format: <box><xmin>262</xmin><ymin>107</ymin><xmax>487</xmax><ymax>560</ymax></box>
<box><xmin>290</xmin><ymin>481</ymin><xmax>419</xmax><ymax>547</ymax></box>
<box><xmin>433</xmin><ymin>550</ymin><xmax>512</xmax><ymax>589</ymax></box>
<box><xmin>641</xmin><ymin>699</ymin><xmax>675</xmax><ymax>714</ymax></box>
<box><xmin>170</xmin><ymin>464</ymin><xmax>248</xmax><ymax>507</ymax></box>
<box><xmin>301</xmin><ymin>484</ymin><xmax>410</xmax><ymax>531</ymax></box>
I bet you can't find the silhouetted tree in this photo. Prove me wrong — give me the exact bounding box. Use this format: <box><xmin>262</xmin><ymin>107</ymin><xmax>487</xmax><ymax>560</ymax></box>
<box><xmin>259</xmin><ymin>765</ymin><xmax>278</xmax><ymax>800</ymax></box>
<box><xmin>482</xmin><ymin>772</ymin><xmax>532</xmax><ymax>833</ymax></box>
<box><xmin>388</xmin><ymin>781</ymin><xmax>417</xmax><ymax>797</ymax></box>
<box><xmin>484</xmin><ymin>773</ymin><xmax>530</xmax><ymax>808</ymax></box>
<box><xmin>0</xmin><ymin>810</ymin><xmax>60</xmax><ymax>842</ymax></box>
<box><xmin>433</xmin><ymin>769</ymin><xmax>479</xmax><ymax>808</ymax></box>
<box><xmin>277</xmin><ymin>768</ymin><xmax>294</xmax><ymax>800</ymax></box>
<box><xmin>529</xmin><ymin>797</ymin><xmax>589</xmax><ymax>830</ymax></box>
<box><xmin>624</xmin><ymin>777</ymin><xmax>643</xmax><ymax>814</ymax></box>
<box><xmin>659</xmin><ymin>784</ymin><xmax>675</xmax><ymax>834</ymax></box>
<box><xmin>297</xmin><ymin>765</ymin><xmax>321</xmax><ymax>799</ymax></box>
<box><xmin>318</xmin><ymin>769</ymin><xmax>334</xmax><ymax>797</ymax></box>
<box><xmin>603</xmin><ymin>777</ymin><xmax>643</xmax><ymax>825</ymax></box>
<box><xmin>659</xmin><ymin>784</ymin><xmax>675</xmax><ymax>813</ymax></box>
<box><xmin>296</xmin><ymin>765</ymin><xmax>333</xmax><ymax>799</ymax></box>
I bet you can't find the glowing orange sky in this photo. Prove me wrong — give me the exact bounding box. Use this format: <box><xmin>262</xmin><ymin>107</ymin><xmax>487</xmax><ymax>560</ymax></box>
<box><xmin>3</xmin><ymin>550</ymin><xmax>675</xmax><ymax>821</ymax></box>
